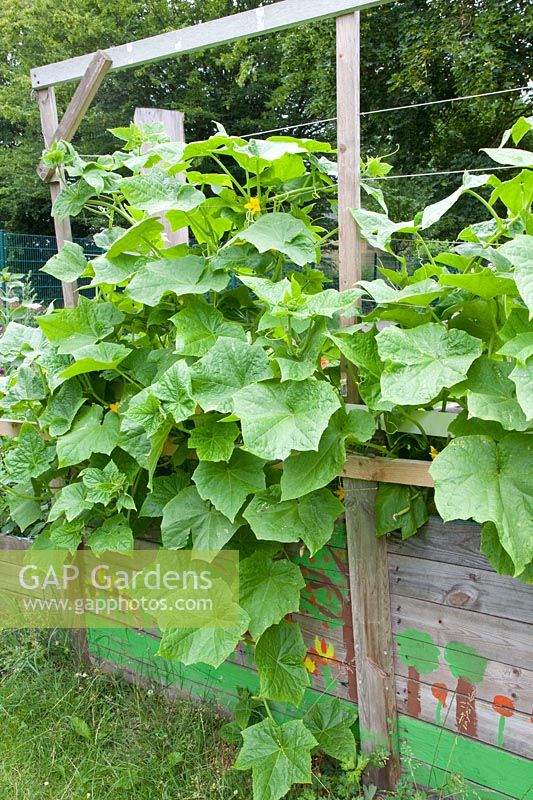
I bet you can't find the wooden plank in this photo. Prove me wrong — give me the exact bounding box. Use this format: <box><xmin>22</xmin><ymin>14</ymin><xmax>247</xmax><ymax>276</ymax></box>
<box><xmin>36</xmin><ymin>87</ymin><xmax>77</xmax><ymax>307</ymax></box>
<box><xmin>0</xmin><ymin>419</ymin><xmax>23</xmax><ymax>437</ymax></box>
<box><xmin>396</xmin><ymin>674</ymin><xmax>533</xmax><ymax>757</ymax></box>
<box><xmin>387</xmin><ymin>518</ymin><xmax>493</xmax><ymax>571</ymax></box>
<box><xmin>133</xmin><ymin>107</ymin><xmax>187</xmax><ymax>247</ymax></box>
<box><xmin>37</xmin><ymin>51</ymin><xmax>112</xmax><ymax>182</ymax></box>
<box><xmin>391</xmin><ymin>595</ymin><xmax>532</xmax><ymax>672</ymax></box>
<box><xmin>30</xmin><ymin>0</ymin><xmax>392</xmax><ymax>89</ymax></box>
<box><xmin>0</xmin><ymin>534</ymin><xmax>30</xmax><ymax>551</ymax></box>
<box><xmin>389</xmin><ymin>553</ymin><xmax>533</xmax><ymax>625</ymax></box>
<box><xmin>345</xmin><ymin>478</ymin><xmax>400</xmax><ymax>787</ymax></box>
<box><xmin>343</xmin><ymin>454</ymin><xmax>434</xmax><ymax>486</ymax></box>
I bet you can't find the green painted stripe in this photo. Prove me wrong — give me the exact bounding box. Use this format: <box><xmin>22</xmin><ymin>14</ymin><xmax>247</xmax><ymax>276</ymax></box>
<box><xmin>409</xmin><ymin>761</ymin><xmax>517</xmax><ymax>800</ymax></box>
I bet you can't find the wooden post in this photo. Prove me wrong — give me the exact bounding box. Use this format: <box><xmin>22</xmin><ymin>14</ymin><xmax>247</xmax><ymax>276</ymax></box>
<box><xmin>337</xmin><ymin>12</ymin><xmax>400</xmax><ymax>789</ymax></box>
<box><xmin>134</xmin><ymin>107</ymin><xmax>188</xmax><ymax>246</ymax></box>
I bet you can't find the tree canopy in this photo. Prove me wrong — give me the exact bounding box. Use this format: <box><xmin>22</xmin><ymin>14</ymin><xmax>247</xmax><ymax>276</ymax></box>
<box><xmin>0</xmin><ymin>0</ymin><xmax>530</xmax><ymax>234</ymax></box>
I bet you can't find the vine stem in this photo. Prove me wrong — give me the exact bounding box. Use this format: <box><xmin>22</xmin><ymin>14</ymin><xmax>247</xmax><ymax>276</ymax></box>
<box><xmin>261</xmin><ymin>699</ymin><xmax>275</xmax><ymax>723</ymax></box>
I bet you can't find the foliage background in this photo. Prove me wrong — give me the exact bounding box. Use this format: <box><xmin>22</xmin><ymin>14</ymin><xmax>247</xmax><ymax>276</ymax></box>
<box><xmin>0</xmin><ymin>0</ymin><xmax>531</xmax><ymax>236</ymax></box>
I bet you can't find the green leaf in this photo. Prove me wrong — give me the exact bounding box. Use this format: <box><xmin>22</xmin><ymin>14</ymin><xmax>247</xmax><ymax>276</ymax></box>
<box><xmin>420</xmin><ymin>173</ymin><xmax>489</xmax><ymax>229</ymax></box>
<box><xmin>466</xmin><ymin>357</ymin><xmax>528</xmax><ymax>431</ymax></box>
<box><xmin>255</xmin><ymin>620</ymin><xmax>309</xmax><ymax>705</ymax></box>
<box><xmin>171</xmin><ymin>298</ymin><xmax>246</xmax><ymax>357</ymax></box>
<box><xmin>360</xmin><ymin>278</ymin><xmax>441</xmax><ymax>307</ymax></box>
<box><xmin>280</xmin><ymin>408</ymin><xmax>376</xmax><ymax>500</ymax></box>
<box><xmin>439</xmin><ymin>268</ymin><xmax>518</xmax><ymax>300</ymax></box>
<box><xmin>41</xmin><ymin>241</ymin><xmax>87</xmax><ymax>282</ymax></box>
<box><xmin>161</xmin><ymin>485</ymin><xmax>238</xmax><ymax>550</ymax></box>
<box><xmin>498</xmin><ymin>235</ymin><xmax>533</xmax><ymax>317</ymax></box>
<box><xmin>482</xmin><ymin>148</ymin><xmax>533</xmax><ymax>168</ymax></box>
<box><xmin>106</xmin><ymin>218</ymin><xmax>165</xmax><ymax>258</ymax></box>
<box><xmin>377</xmin><ymin>323</ymin><xmax>482</xmax><ymax>405</ymax></box>
<box><xmin>70</xmin><ymin>716</ymin><xmax>91</xmax><ymax>741</ymax></box>
<box><xmin>303</xmin><ymin>697</ymin><xmax>358</xmax><ymax>762</ymax></box>
<box><xmin>236</xmin><ymin>212</ymin><xmax>318</xmax><ymax>266</ymax></box>
<box><xmin>139</xmin><ymin>473</ymin><xmax>189</xmax><ymax>517</ymax></box>
<box><xmin>52</xmin><ymin>179</ymin><xmax>95</xmax><ymax>219</ymax></box>
<box><xmin>375</xmin><ymin>484</ymin><xmax>428</xmax><ymax>539</ymax></box>
<box><xmin>8</xmin><ymin>487</ymin><xmax>41</xmax><ymax>532</ymax></box>
<box><xmin>233</xmin><ymin>379</ymin><xmax>340</xmax><ymax>461</ymax></box>
<box><xmin>126</xmin><ymin>256</ymin><xmax>228</xmax><ymax>306</ymax></box>
<box><xmin>499</xmin><ymin>333</ymin><xmax>533</xmax><ymax>364</ymax></box>
<box><xmin>82</xmin><ymin>461</ymin><xmax>127</xmax><ymax>505</ymax></box>
<box><xmin>48</xmin><ymin>483</ymin><xmax>92</xmax><ymax>522</ymax></box>
<box><xmin>481</xmin><ymin>522</ymin><xmax>533</xmax><ymax>583</ymax></box>
<box><xmin>240</xmin><ymin>551</ymin><xmax>305</xmax><ymax>640</ymax></box>
<box><xmin>188</xmin><ymin>415</ymin><xmax>240</xmax><ymax>462</ymax></box>
<box><xmin>59</xmin><ymin>342</ymin><xmax>131</xmax><ymax>378</ymax></box>
<box><xmin>39</xmin><ymin>382</ymin><xmax>85</xmax><ymax>437</ymax></box>
<box><xmin>89</xmin><ymin>253</ymin><xmax>144</xmax><ymax>286</ymax></box>
<box><xmin>235</xmin><ymin>718</ymin><xmax>316</xmax><ymax>800</ymax></box>
<box><xmin>239</xmin><ymin>276</ymin><xmax>291</xmax><ymax>306</ymax></box>
<box><xmin>510</xmin><ymin>360</ymin><xmax>533</xmax><ymax>419</ymax></box>
<box><xmin>193</xmin><ymin>450</ymin><xmax>266</xmax><ymax>522</ymax></box>
<box><xmin>350</xmin><ymin>208</ymin><xmax>416</xmax><ymax>251</ymax></box>
<box><xmin>290</xmin><ymin>289</ymin><xmax>363</xmax><ymax>319</ymax></box>
<box><xmin>430</xmin><ymin>435</ymin><xmax>533</xmax><ymax>575</ymax></box>
<box><xmin>191</xmin><ymin>338</ymin><xmax>271</xmax><ymax>413</ymax></box>
<box><xmin>244</xmin><ymin>485</ymin><xmax>343</xmax><ymax>556</ymax></box>
<box><xmin>38</xmin><ymin>297</ymin><xmax>124</xmax><ymax>354</ymax></box>
<box><xmin>49</xmin><ymin>519</ymin><xmax>84</xmax><ymax>552</ymax></box>
<box><xmin>0</xmin><ymin>322</ymin><xmax>46</xmax><ymax>362</ymax></box>
<box><xmin>119</xmin><ymin>170</ymin><xmax>205</xmax><ymax>214</ymax></box>
<box><xmin>4</xmin><ymin>424</ymin><xmax>54</xmax><ymax>483</ymax></box>
<box><xmin>152</xmin><ymin>361</ymin><xmax>196</xmax><ymax>423</ymax></box>
<box><xmin>56</xmin><ymin>405</ymin><xmax>120</xmax><ymax>467</ymax></box>
<box><xmin>158</xmin><ymin>584</ymin><xmax>249</xmax><ymax>668</ymax></box>
<box><xmin>124</xmin><ymin>390</ymin><xmax>166</xmax><ymax>437</ymax></box>
<box><xmin>87</xmin><ymin>515</ymin><xmax>134</xmax><ymax>555</ymax></box>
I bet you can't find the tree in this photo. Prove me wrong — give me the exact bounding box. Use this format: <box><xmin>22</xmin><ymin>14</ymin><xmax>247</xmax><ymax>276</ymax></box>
<box><xmin>396</xmin><ymin>629</ymin><xmax>440</xmax><ymax>719</ymax></box>
<box><xmin>0</xmin><ymin>0</ymin><xmax>530</xmax><ymax>234</ymax></box>
<box><xmin>444</xmin><ymin>641</ymin><xmax>488</xmax><ymax>737</ymax></box>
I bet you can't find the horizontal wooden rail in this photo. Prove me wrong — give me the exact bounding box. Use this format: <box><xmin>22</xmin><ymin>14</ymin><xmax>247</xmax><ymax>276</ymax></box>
<box><xmin>343</xmin><ymin>455</ymin><xmax>433</xmax><ymax>487</ymax></box>
<box><xmin>30</xmin><ymin>0</ymin><xmax>391</xmax><ymax>88</ymax></box>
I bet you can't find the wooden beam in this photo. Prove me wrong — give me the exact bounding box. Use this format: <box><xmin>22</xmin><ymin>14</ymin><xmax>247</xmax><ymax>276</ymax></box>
<box><xmin>30</xmin><ymin>0</ymin><xmax>391</xmax><ymax>89</ymax></box>
<box><xmin>37</xmin><ymin>51</ymin><xmax>112</xmax><ymax>182</ymax></box>
<box><xmin>36</xmin><ymin>86</ymin><xmax>77</xmax><ymax>307</ymax></box>
<box><xmin>343</xmin><ymin>455</ymin><xmax>434</xmax><ymax>487</ymax></box>
<box><xmin>345</xmin><ymin>478</ymin><xmax>401</xmax><ymax>787</ymax></box>
<box><xmin>336</xmin><ymin>12</ymin><xmax>361</xmax><ymax>403</ymax></box>
<box><xmin>133</xmin><ymin>107</ymin><xmax>188</xmax><ymax>247</ymax></box>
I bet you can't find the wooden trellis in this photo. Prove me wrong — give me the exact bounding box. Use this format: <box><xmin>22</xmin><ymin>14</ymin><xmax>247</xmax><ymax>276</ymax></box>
<box><xmin>23</xmin><ymin>0</ymin><xmax>421</xmax><ymax>789</ymax></box>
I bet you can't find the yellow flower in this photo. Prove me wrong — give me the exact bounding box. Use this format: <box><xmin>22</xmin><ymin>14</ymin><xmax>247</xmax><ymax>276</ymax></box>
<box><xmin>109</xmin><ymin>402</ymin><xmax>120</xmax><ymax>413</ymax></box>
<box><xmin>430</xmin><ymin>446</ymin><xmax>439</xmax><ymax>460</ymax></box>
<box><xmin>335</xmin><ymin>487</ymin><xmax>345</xmax><ymax>502</ymax></box>
<box><xmin>244</xmin><ymin>196</ymin><xmax>261</xmax><ymax>214</ymax></box>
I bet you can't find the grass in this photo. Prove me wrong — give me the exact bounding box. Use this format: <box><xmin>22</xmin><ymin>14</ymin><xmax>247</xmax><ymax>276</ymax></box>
<box><xmin>0</xmin><ymin>629</ymin><xmax>251</xmax><ymax>800</ymax></box>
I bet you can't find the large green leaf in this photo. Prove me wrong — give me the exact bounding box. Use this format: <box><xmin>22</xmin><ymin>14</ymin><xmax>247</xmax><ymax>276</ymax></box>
<box><xmin>244</xmin><ymin>485</ymin><xmax>343</xmax><ymax>556</ymax></box>
<box><xmin>38</xmin><ymin>297</ymin><xmax>124</xmax><ymax>354</ymax></box>
<box><xmin>4</xmin><ymin>424</ymin><xmax>54</xmax><ymax>483</ymax></box>
<box><xmin>240</xmin><ymin>552</ymin><xmax>304</xmax><ymax>640</ymax></box>
<box><xmin>49</xmin><ymin>519</ymin><xmax>84</xmax><ymax>552</ymax></box>
<box><xmin>510</xmin><ymin>360</ymin><xmax>533</xmax><ymax>419</ymax></box>
<box><xmin>280</xmin><ymin>407</ymin><xmax>376</xmax><ymax>500</ymax></box>
<box><xmin>7</xmin><ymin>486</ymin><xmax>42</xmax><ymax>531</ymax></box>
<box><xmin>498</xmin><ymin>235</ymin><xmax>533</xmax><ymax>317</ymax></box>
<box><xmin>350</xmin><ymin>208</ymin><xmax>416</xmax><ymax>251</ymax></box>
<box><xmin>482</xmin><ymin>147</ymin><xmax>533</xmax><ymax>168</ymax></box>
<box><xmin>82</xmin><ymin>461</ymin><xmax>127</xmax><ymax>505</ymax></box>
<box><xmin>377</xmin><ymin>323</ymin><xmax>482</xmax><ymax>405</ymax></box>
<box><xmin>48</xmin><ymin>483</ymin><xmax>92</xmax><ymax>522</ymax></box>
<box><xmin>87</xmin><ymin>515</ymin><xmax>134</xmax><ymax>555</ymax></box>
<box><xmin>59</xmin><ymin>342</ymin><xmax>131</xmax><ymax>378</ymax></box>
<box><xmin>420</xmin><ymin>173</ymin><xmax>489</xmax><ymax>229</ymax></box>
<box><xmin>41</xmin><ymin>241</ymin><xmax>87</xmax><ymax>282</ymax></box>
<box><xmin>124</xmin><ymin>389</ymin><xmax>167</xmax><ymax>437</ymax></box>
<box><xmin>430</xmin><ymin>435</ymin><xmax>533</xmax><ymax>575</ymax></box>
<box><xmin>233</xmin><ymin>379</ymin><xmax>340</xmax><ymax>461</ymax></box>
<box><xmin>375</xmin><ymin>483</ymin><xmax>428</xmax><ymax>539</ymax></box>
<box><xmin>56</xmin><ymin>405</ymin><xmax>120</xmax><ymax>467</ymax></box>
<box><xmin>161</xmin><ymin>485</ymin><xmax>238</xmax><ymax>550</ymax></box>
<box><xmin>466</xmin><ymin>356</ymin><xmax>528</xmax><ymax>430</ymax></box>
<box><xmin>106</xmin><ymin>218</ymin><xmax>165</xmax><ymax>257</ymax></box>
<box><xmin>39</xmin><ymin>381</ymin><xmax>85</xmax><ymax>437</ymax></box>
<box><xmin>303</xmin><ymin>697</ymin><xmax>358</xmax><ymax>762</ymax></box>
<box><xmin>0</xmin><ymin>322</ymin><xmax>47</xmax><ymax>362</ymax></box>
<box><xmin>191</xmin><ymin>337</ymin><xmax>271</xmax><ymax>413</ymax></box>
<box><xmin>359</xmin><ymin>278</ymin><xmax>441</xmax><ymax>307</ymax></box>
<box><xmin>439</xmin><ymin>269</ymin><xmax>518</xmax><ymax>300</ymax></box>
<box><xmin>255</xmin><ymin>621</ymin><xmax>309</xmax><ymax>706</ymax></box>
<box><xmin>119</xmin><ymin>170</ymin><xmax>205</xmax><ymax>214</ymax></box>
<box><xmin>499</xmin><ymin>333</ymin><xmax>533</xmax><ymax>364</ymax></box>
<box><xmin>139</xmin><ymin>473</ymin><xmax>190</xmax><ymax>518</ymax></box>
<box><xmin>52</xmin><ymin>179</ymin><xmax>95</xmax><ymax>219</ymax></box>
<box><xmin>236</xmin><ymin>212</ymin><xmax>318</xmax><ymax>266</ymax></box>
<box><xmin>193</xmin><ymin>450</ymin><xmax>266</xmax><ymax>522</ymax></box>
<box><xmin>188</xmin><ymin>415</ymin><xmax>240</xmax><ymax>462</ymax></box>
<box><xmin>126</xmin><ymin>255</ymin><xmax>228</xmax><ymax>306</ymax></box>
<box><xmin>171</xmin><ymin>297</ymin><xmax>246</xmax><ymax>356</ymax></box>
<box><xmin>235</xmin><ymin>718</ymin><xmax>316</xmax><ymax>800</ymax></box>
<box><xmin>89</xmin><ymin>253</ymin><xmax>144</xmax><ymax>286</ymax></box>
<box><xmin>152</xmin><ymin>361</ymin><xmax>196</xmax><ymax>423</ymax></box>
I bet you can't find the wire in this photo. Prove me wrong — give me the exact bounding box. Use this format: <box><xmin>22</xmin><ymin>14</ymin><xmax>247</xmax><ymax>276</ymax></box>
<box><xmin>374</xmin><ymin>165</ymin><xmax>518</xmax><ymax>180</ymax></box>
<box><xmin>240</xmin><ymin>85</ymin><xmax>531</xmax><ymax>138</ymax></box>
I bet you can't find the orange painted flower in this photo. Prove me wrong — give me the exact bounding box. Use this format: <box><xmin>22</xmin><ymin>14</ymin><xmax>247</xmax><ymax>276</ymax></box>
<box><xmin>313</xmin><ymin>637</ymin><xmax>335</xmax><ymax>662</ymax></box>
<box><xmin>304</xmin><ymin>656</ymin><xmax>317</xmax><ymax>674</ymax></box>
<box><xmin>244</xmin><ymin>197</ymin><xmax>261</xmax><ymax>214</ymax></box>
<box><xmin>492</xmin><ymin>695</ymin><xmax>515</xmax><ymax>718</ymax></box>
<box><xmin>431</xmin><ymin>683</ymin><xmax>448</xmax><ymax>706</ymax></box>
<box><xmin>109</xmin><ymin>402</ymin><xmax>120</xmax><ymax>413</ymax></box>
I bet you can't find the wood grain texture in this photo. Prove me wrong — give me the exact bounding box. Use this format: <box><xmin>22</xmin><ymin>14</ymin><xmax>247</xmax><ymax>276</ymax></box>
<box><xmin>37</xmin><ymin>51</ymin><xmax>112</xmax><ymax>181</ymax></box>
<box><xmin>343</xmin><ymin>454</ymin><xmax>434</xmax><ymax>486</ymax></box>
<box><xmin>345</xmin><ymin>477</ymin><xmax>400</xmax><ymax>787</ymax></box>
<box><xmin>389</xmin><ymin>553</ymin><xmax>533</xmax><ymax>624</ymax></box>
<box><xmin>387</xmin><ymin>518</ymin><xmax>493</xmax><ymax>570</ymax></box>
<box><xmin>36</xmin><ymin>86</ymin><xmax>77</xmax><ymax>307</ymax></box>
<box><xmin>31</xmin><ymin>0</ymin><xmax>392</xmax><ymax>88</ymax></box>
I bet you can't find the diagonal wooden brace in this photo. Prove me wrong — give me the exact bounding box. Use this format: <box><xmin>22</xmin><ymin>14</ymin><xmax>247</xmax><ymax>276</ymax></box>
<box><xmin>37</xmin><ymin>50</ymin><xmax>112</xmax><ymax>182</ymax></box>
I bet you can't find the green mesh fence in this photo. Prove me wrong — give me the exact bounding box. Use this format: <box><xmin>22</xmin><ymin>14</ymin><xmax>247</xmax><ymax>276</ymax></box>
<box><xmin>0</xmin><ymin>230</ymin><xmax>101</xmax><ymax>305</ymax></box>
